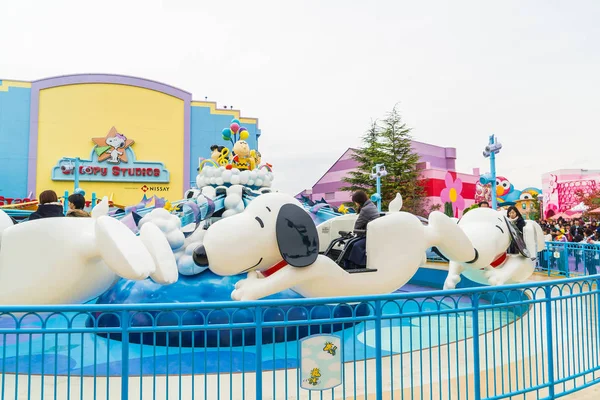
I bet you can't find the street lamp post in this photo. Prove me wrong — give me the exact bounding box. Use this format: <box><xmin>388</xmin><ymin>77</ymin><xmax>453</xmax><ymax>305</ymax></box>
<box><xmin>60</xmin><ymin>157</ymin><xmax>84</xmax><ymax>195</ymax></box>
<box><xmin>369</xmin><ymin>164</ymin><xmax>388</xmax><ymax>212</ymax></box>
<box><xmin>480</xmin><ymin>135</ymin><xmax>502</xmax><ymax>209</ymax></box>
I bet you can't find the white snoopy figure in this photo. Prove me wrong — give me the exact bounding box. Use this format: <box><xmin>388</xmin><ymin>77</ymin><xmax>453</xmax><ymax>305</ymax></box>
<box><xmin>192</xmin><ymin>193</ymin><xmax>478</xmax><ymax>301</ymax></box>
<box><xmin>0</xmin><ymin>197</ymin><xmax>178</xmax><ymax>305</ymax></box>
<box><xmin>442</xmin><ymin>207</ymin><xmax>545</xmax><ymax>289</ymax></box>
<box><xmin>105</xmin><ymin>134</ymin><xmax>127</xmax><ymax>164</ymax></box>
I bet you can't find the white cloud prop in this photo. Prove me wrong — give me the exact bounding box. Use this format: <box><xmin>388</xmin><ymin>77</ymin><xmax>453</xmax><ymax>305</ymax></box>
<box><xmin>197</xmin><ymin>166</ymin><xmax>273</xmax><ymax>189</ymax></box>
<box><xmin>138</xmin><ymin>208</ymin><xmax>184</xmax><ymax>250</ymax></box>
<box><xmin>137</xmin><ymin>208</ymin><xmax>210</xmax><ymax>276</ymax></box>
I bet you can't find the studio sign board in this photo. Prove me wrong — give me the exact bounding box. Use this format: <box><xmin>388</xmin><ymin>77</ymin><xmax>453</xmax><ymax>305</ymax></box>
<box><xmin>51</xmin><ymin>127</ymin><xmax>170</xmax><ymax>183</ymax></box>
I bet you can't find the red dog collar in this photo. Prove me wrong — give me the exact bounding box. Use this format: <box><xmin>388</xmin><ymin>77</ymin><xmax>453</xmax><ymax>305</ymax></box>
<box><xmin>490</xmin><ymin>252</ymin><xmax>508</xmax><ymax>268</ymax></box>
<box><xmin>261</xmin><ymin>260</ymin><xmax>288</xmax><ymax>277</ymax></box>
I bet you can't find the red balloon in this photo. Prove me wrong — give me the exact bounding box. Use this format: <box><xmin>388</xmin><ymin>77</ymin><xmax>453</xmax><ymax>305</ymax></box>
<box><xmin>230</xmin><ymin>123</ymin><xmax>240</xmax><ymax>133</ymax></box>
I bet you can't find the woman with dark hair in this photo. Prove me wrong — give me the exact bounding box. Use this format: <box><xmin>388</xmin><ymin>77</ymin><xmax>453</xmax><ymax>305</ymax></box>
<box><xmin>344</xmin><ymin>190</ymin><xmax>380</xmax><ymax>269</ymax></box>
<box><xmin>506</xmin><ymin>205</ymin><xmax>526</xmax><ymax>254</ymax></box>
<box><xmin>29</xmin><ymin>190</ymin><xmax>64</xmax><ymax>221</ymax></box>
<box><xmin>351</xmin><ymin>190</ymin><xmax>380</xmax><ymax>231</ymax></box>
<box><xmin>507</xmin><ymin>206</ymin><xmax>526</xmax><ymax>232</ymax></box>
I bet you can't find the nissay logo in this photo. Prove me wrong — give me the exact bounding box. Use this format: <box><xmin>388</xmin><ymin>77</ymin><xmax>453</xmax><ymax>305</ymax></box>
<box><xmin>141</xmin><ymin>185</ymin><xmax>169</xmax><ymax>192</ymax></box>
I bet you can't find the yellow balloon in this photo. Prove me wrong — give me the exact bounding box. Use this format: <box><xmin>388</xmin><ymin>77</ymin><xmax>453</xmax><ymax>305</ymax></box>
<box><xmin>240</xmin><ymin>130</ymin><xmax>249</xmax><ymax>140</ymax></box>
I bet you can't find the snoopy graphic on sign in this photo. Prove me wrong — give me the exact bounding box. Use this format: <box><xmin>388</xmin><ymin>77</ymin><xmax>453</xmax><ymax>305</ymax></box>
<box><xmin>105</xmin><ymin>133</ymin><xmax>127</xmax><ymax>164</ymax></box>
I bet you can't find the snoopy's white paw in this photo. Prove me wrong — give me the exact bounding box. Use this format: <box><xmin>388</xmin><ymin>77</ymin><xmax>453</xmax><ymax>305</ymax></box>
<box><xmin>231</xmin><ymin>271</ymin><xmax>263</xmax><ymax>301</ymax></box>
<box><xmin>139</xmin><ymin>222</ymin><xmax>178</xmax><ymax>285</ymax></box>
<box><xmin>443</xmin><ymin>274</ymin><xmax>461</xmax><ymax>290</ymax></box>
<box><xmin>484</xmin><ymin>269</ymin><xmax>507</xmax><ymax>286</ymax></box>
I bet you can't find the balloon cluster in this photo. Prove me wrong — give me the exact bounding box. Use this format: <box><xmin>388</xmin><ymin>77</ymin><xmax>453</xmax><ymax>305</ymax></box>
<box><xmin>221</xmin><ymin>118</ymin><xmax>249</xmax><ymax>145</ymax></box>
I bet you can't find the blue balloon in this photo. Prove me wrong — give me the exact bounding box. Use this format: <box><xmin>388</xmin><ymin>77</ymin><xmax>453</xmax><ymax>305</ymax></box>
<box><xmin>231</xmin><ymin>118</ymin><xmax>240</xmax><ymax>125</ymax></box>
<box><xmin>222</xmin><ymin>128</ymin><xmax>232</xmax><ymax>138</ymax></box>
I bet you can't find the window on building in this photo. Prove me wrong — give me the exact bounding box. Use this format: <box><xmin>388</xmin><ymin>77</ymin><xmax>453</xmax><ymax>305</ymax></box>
<box><xmin>325</xmin><ymin>192</ymin><xmax>335</xmax><ymax>200</ymax></box>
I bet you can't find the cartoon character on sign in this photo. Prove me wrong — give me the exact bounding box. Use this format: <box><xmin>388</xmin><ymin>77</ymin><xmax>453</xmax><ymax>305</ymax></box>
<box><xmin>92</xmin><ymin>126</ymin><xmax>134</xmax><ymax>164</ymax></box>
<box><xmin>307</xmin><ymin>368</ymin><xmax>321</xmax><ymax>386</ymax></box>
<box><xmin>323</xmin><ymin>341</ymin><xmax>337</xmax><ymax>356</ymax></box>
<box><xmin>104</xmin><ymin>134</ymin><xmax>128</xmax><ymax>163</ymax></box>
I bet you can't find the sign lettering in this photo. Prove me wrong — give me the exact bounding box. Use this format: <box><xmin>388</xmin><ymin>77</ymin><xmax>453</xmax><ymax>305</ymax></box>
<box><xmin>51</xmin><ymin>127</ymin><xmax>170</xmax><ymax>184</ymax></box>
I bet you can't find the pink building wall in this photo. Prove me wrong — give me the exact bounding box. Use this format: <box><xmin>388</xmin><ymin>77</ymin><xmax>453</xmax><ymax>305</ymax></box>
<box><xmin>299</xmin><ymin>141</ymin><xmax>480</xmax><ymax>215</ymax></box>
<box><xmin>542</xmin><ymin>169</ymin><xmax>600</xmax><ymax>218</ymax></box>
<box><xmin>418</xmin><ymin>165</ymin><xmax>480</xmax><ymax>213</ymax></box>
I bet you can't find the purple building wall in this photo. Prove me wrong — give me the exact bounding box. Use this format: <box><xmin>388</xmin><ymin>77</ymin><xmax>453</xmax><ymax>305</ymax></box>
<box><xmin>300</xmin><ymin>141</ymin><xmax>458</xmax><ymax>207</ymax></box>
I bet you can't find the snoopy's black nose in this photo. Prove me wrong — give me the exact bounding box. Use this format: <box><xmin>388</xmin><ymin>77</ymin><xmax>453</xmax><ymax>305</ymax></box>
<box><xmin>193</xmin><ymin>244</ymin><xmax>209</xmax><ymax>267</ymax></box>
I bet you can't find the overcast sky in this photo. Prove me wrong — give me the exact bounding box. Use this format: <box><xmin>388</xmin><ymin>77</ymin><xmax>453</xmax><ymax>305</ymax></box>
<box><xmin>2</xmin><ymin>0</ymin><xmax>599</xmax><ymax>195</ymax></box>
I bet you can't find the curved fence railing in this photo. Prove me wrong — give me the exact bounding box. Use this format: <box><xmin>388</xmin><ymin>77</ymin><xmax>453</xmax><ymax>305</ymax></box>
<box><xmin>0</xmin><ymin>273</ymin><xmax>598</xmax><ymax>399</ymax></box>
<box><xmin>536</xmin><ymin>241</ymin><xmax>600</xmax><ymax>278</ymax></box>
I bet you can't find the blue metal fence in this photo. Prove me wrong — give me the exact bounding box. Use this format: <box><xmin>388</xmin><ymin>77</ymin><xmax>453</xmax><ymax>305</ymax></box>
<box><xmin>0</xmin><ymin>273</ymin><xmax>599</xmax><ymax>399</ymax></box>
<box><xmin>536</xmin><ymin>241</ymin><xmax>600</xmax><ymax>277</ymax></box>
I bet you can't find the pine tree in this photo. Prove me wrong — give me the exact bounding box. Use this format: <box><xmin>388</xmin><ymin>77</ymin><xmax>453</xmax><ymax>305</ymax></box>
<box><xmin>342</xmin><ymin>106</ymin><xmax>426</xmax><ymax>214</ymax></box>
<box><xmin>341</xmin><ymin>121</ymin><xmax>387</xmax><ymax>192</ymax></box>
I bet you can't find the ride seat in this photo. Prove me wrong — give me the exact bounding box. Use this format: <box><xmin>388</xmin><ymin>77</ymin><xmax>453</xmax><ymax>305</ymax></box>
<box><xmin>322</xmin><ymin>230</ymin><xmax>354</xmax><ymax>259</ymax></box>
<box><xmin>334</xmin><ymin>229</ymin><xmax>377</xmax><ymax>274</ymax></box>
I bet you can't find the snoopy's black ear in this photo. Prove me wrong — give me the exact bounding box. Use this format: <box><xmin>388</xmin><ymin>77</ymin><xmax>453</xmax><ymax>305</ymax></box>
<box><xmin>504</xmin><ymin>216</ymin><xmax>530</xmax><ymax>258</ymax></box>
<box><xmin>276</xmin><ymin>204</ymin><xmax>319</xmax><ymax>267</ymax></box>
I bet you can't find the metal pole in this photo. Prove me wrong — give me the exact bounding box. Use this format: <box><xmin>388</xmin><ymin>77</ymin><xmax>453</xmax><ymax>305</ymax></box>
<box><xmin>490</xmin><ymin>151</ymin><xmax>497</xmax><ymax>209</ymax></box>
<box><xmin>376</xmin><ymin>174</ymin><xmax>382</xmax><ymax>212</ymax></box>
<box><xmin>74</xmin><ymin>157</ymin><xmax>80</xmax><ymax>193</ymax></box>
<box><xmin>472</xmin><ymin>293</ymin><xmax>482</xmax><ymax>399</ymax></box>
<box><xmin>374</xmin><ymin>300</ymin><xmax>383</xmax><ymax>400</ymax></box>
<box><xmin>121</xmin><ymin>310</ymin><xmax>130</xmax><ymax>399</ymax></box>
<box><xmin>63</xmin><ymin>190</ymin><xmax>69</xmax><ymax>215</ymax></box>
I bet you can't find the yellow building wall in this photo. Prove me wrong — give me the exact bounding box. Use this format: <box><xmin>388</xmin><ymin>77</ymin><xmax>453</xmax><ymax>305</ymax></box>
<box><xmin>36</xmin><ymin>84</ymin><xmax>184</xmax><ymax>205</ymax></box>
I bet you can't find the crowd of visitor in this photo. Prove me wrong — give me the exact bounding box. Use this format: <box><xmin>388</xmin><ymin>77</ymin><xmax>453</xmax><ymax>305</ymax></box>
<box><xmin>539</xmin><ymin>217</ymin><xmax>600</xmax><ymax>244</ymax></box>
<box><xmin>472</xmin><ymin>200</ymin><xmax>600</xmax><ymax>275</ymax></box>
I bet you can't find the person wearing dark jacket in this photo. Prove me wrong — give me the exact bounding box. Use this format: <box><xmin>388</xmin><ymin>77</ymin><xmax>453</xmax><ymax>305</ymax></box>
<box><xmin>506</xmin><ymin>205</ymin><xmax>526</xmax><ymax>255</ymax></box>
<box><xmin>353</xmin><ymin>198</ymin><xmax>380</xmax><ymax>232</ymax></box>
<box><xmin>66</xmin><ymin>193</ymin><xmax>91</xmax><ymax>218</ymax></box>
<box><xmin>345</xmin><ymin>190</ymin><xmax>380</xmax><ymax>269</ymax></box>
<box><xmin>28</xmin><ymin>190</ymin><xmax>65</xmax><ymax>221</ymax></box>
